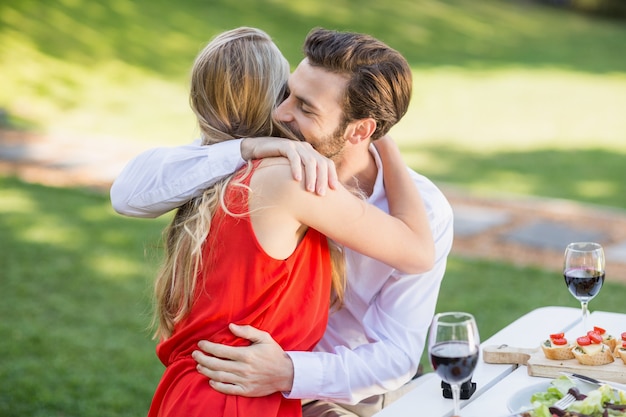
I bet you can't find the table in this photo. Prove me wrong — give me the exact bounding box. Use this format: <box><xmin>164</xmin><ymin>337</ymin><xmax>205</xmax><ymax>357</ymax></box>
<box><xmin>374</xmin><ymin>307</ymin><xmax>626</xmax><ymax>417</ymax></box>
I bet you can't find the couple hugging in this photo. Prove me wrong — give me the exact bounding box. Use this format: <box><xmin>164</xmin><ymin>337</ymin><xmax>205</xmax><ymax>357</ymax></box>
<box><xmin>111</xmin><ymin>26</ymin><xmax>453</xmax><ymax>417</ymax></box>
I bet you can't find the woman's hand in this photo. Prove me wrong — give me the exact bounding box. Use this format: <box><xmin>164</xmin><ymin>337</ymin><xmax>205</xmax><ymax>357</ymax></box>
<box><xmin>372</xmin><ymin>134</ymin><xmax>397</xmax><ymax>157</ymax></box>
<box><xmin>241</xmin><ymin>137</ymin><xmax>338</xmax><ymax>195</ymax></box>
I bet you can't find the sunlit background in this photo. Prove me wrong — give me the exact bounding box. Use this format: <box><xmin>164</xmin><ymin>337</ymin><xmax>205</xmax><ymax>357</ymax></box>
<box><xmin>1</xmin><ymin>1</ymin><xmax>625</xmax><ymax>415</ymax></box>
<box><xmin>2</xmin><ymin>0</ymin><xmax>626</xmax><ymax>204</ymax></box>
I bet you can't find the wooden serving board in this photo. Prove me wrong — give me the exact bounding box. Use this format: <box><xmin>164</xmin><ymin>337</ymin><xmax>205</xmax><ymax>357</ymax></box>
<box><xmin>482</xmin><ymin>344</ymin><xmax>626</xmax><ymax>383</ymax></box>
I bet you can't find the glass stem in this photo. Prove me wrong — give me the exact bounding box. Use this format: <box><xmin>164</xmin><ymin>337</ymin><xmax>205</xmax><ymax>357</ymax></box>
<box><xmin>452</xmin><ymin>383</ymin><xmax>461</xmax><ymax>416</ymax></box>
<box><xmin>581</xmin><ymin>301</ymin><xmax>589</xmax><ymax>332</ymax></box>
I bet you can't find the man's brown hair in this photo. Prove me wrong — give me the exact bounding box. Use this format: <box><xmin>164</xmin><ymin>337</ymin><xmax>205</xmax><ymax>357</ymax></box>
<box><xmin>303</xmin><ymin>27</ymin><xmax>412</xmax><ymax>140</ymax></box>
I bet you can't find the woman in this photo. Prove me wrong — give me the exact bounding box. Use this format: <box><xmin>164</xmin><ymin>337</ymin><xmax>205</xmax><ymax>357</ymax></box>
<box><xmin>147</xmin><ymin>27</ymin><xmax>434</xmax><ymax>417</ymax></box>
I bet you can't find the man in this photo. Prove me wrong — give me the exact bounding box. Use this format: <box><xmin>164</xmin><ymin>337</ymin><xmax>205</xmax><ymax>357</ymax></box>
<box><xmin>111</xmin><ymin>27</ymin><xmax>453</xmax><ymax>417</ymax></box>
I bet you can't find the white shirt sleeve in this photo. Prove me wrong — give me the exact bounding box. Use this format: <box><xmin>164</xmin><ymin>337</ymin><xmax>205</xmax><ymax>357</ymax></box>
<box><xmin>285</xmin><ymin>174</ymin><xmax>454</xmax><ymax>404</ymax></box>
<box><xmin>287</xmin><ymin>261</ymin><xmax>449</xmax><ymax>404</ymax></box>
<box><xmin>109</xmin><ymin>139</ymin><xmax>245</xmax><ymax>218</ymax></box>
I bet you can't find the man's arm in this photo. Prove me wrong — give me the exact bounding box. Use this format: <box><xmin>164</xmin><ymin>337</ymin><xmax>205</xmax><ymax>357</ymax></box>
<box><xmin>110</xmin><ymin>138</ymin><xmax>338</xmax><ymax>218</ymax></box>
<box><xmin>288</xmin><ymin>256</ymin><xmax>450</xmax><ymax>403</ymax></box>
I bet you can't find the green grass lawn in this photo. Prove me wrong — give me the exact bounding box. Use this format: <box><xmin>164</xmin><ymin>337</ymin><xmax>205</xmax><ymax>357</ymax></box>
<box><xmin>0</xmin><ymin>177</ymin><xmax>169</xmax><ymax>416</ymax></box>
<box><xmin>2</xmin><ymin>0</ymin><xmax>626</xmax><ymax>414</ymax></box>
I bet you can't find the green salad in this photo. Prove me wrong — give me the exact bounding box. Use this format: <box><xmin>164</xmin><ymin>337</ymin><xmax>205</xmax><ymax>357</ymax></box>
<box><xmin>525</xmin><ymin>376</ymin><xmax>626</xmax><ymax>417</ymax></box>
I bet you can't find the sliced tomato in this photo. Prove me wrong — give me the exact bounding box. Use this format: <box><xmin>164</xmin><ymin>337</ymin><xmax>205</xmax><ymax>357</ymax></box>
<box><xmin>587</xmin><ymin>331</ymin><xmax>603</xmax><ymax>344</ymax></box>
<box><xmin>551</xmin><ymin>337</ymin><xmax>568</xmax><ymax>346</ymax></box>
<box><xmin>622</xmin><ymin>331</ymin><xmax>626</xmax><ymax>341</ymax></box>
<box><xmin>577</xmin><ymin>336</ymin><xmax>591</xmax><ymax>346</ymax></box>
<box><xmin>622</xmin><ymin>340</ymin><xmax>626</xmax><ymax>348</ymax></box>
<box><xmin>593</xmin><ymin>326</ymin><xmax>606</xmax><ymax>335</ymax></box>
<box><xmin>549</xmin><ymin>332</ymin><xmax>565</xmax><ymax>340</ymax></box>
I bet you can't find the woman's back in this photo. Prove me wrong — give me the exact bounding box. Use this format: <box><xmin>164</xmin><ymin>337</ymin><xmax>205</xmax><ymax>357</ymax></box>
<box><xmin>148</xmin><ymin>161</ymin><xmax>332</xmax><ymax>417</ymax></box>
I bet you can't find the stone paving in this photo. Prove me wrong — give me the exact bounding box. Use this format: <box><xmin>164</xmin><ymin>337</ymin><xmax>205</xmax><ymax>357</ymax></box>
<box><xmin>446</xmin><ymin>189</ymin><xmax>626</xmax><ymax>282</ymax></box>
<box><xmin>2</xmin><ymin>128</ymin><xmax>626</xmax><ymax>283</ymax></box>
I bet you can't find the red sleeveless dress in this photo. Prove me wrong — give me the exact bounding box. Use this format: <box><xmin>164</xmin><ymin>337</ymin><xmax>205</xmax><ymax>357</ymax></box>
<box><xmin>147</xmin><ymin>161</ymin><xmax>332</xmax><ymax>417</ymax></box>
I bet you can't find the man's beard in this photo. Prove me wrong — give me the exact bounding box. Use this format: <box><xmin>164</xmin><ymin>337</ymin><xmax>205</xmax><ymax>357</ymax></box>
<box><xmin>286</xmin><ymin>120</ymin><xmax>347</xmax><ymax>161</ymax></box>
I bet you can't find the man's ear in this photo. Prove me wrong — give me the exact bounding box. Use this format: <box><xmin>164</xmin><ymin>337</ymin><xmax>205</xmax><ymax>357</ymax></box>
<box><xmin>345</xmin><ymin>118</ymin><xmax>377</xmax><ymax>144</ymax></box>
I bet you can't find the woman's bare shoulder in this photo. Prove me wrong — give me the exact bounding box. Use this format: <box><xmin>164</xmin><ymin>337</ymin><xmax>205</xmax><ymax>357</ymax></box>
<box><xmin>253</xmin><ymin>157</ymin><xmax>298</xmax><ymax>182</ymax></box>
<box><xmin>256</xmin><ymin>156</ymin><xmax>289</xmax><ymax>166</ymax></box>
<box><xmin>250</xmin><ymin>157</ymin><xmax>305</xmax><ymax>197</ymax></box>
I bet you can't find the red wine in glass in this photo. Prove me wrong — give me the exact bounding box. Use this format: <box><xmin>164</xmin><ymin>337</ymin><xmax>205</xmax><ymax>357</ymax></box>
<box><xmin>563</xmin><ymin>267</ymin><xmax>605</xmax><ymax>301</ymax></box>
<box><xmin>428</xmin><ymin>312</ymin><xmax>479</xmax><ymax>416</ymax></box>
<box><xmin>430</xmin><ymin>341</ymin><xmax>479</xmax><ymax>384</ymax></box>
<box><xmin>563</xmin><ymin>242</ymin><xmax>605</xmax><ymax>332</ymax></box>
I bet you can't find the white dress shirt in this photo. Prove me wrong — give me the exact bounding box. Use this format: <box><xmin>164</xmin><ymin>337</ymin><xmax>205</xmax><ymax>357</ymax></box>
<box><xmin>110</xmin><ymin>139</ymin><xmax>454</xmax><ymax>404</ymax></box>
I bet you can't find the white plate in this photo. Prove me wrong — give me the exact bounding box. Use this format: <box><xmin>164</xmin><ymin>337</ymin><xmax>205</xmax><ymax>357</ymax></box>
<box><xmin>507</xmin><ymin>379</ymin><xmax>593</xmax><ymax>413</ymax></box>
<box><xmin>507</xmin><ymin>382</ymin><xmax>552</xmax><ymax>413</ymax></box>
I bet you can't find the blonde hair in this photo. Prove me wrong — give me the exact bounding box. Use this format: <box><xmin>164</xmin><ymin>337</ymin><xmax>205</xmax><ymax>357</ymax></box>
<box><xmin>152</xmin><ymin>28</ymin><xmax>345</xmax><ymax>340</ymax></box>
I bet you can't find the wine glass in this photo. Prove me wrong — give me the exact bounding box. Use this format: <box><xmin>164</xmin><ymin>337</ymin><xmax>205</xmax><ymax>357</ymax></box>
<box><xmin>563</xmin><ymin>242</ymin><xmax>605</xmax><ymax>332</ymax></box>
<box><xmin>428</xmin><ymin>312</ymin><xmax>480</xmax><ymax>417</ymax></box>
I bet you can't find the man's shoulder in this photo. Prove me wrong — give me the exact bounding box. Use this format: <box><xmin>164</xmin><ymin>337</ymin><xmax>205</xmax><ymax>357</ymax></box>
<box><xmin>407</xmin><ymin>169</ymin><xmax>453</xmax><ymax>218</ymax></box>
